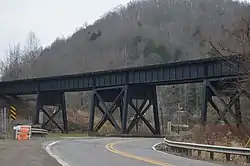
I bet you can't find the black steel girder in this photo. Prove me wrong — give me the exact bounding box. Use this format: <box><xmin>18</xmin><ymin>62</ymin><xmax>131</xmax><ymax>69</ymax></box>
<box><xmin>0</xmin><ymin>56</ymin><xmax>241</xmax><ymax>95</ymax></box>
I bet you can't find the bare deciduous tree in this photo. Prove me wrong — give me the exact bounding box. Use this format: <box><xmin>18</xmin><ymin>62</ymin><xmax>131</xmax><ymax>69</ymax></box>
<box><xmin>0</xmin><ymin>31</ymin><xmax>42</xmax><ymax>80</ymax></box>
<box><xmin>207</xmin><ymin>16</ymin><xmax>250</xmax><ymax>92</ymax></box>
<box><xmin>23</xmin><ymin>31</ymin><xmax>42</xmax><ymax>68</ymax></box>
<box><xmin>1</xmin><ymin>43</ymin><xmax>22</xmax><ymax>81</ymax></box>
<box><xmin>203</xmin><ymin>15</ymin><xmax>250</xmax><ymax>141</ymax></box>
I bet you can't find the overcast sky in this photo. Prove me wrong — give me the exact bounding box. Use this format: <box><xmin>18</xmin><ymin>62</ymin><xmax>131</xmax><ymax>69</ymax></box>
<box><xmin>0</xmin><ymin>0</ymin><xmax>249</xmax><ymax>59</ymax></box>
<box><xmin>0</xmin><ymin>0</ymin><xmax>131</xmax><ymax>58</ymax></box>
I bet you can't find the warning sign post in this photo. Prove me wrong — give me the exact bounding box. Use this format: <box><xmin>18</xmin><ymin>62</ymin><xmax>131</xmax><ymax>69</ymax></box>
<box><xmin>10</xmin><ymin>106</ymin><xmax>17</xmax><ymax>121</ymax></box>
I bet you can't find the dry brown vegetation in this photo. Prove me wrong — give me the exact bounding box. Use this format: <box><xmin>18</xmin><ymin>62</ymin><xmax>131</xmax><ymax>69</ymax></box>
<box><xmin>191</xmin><ymin>124</ymin><xmax>248</xmax><ymax>145</ymax></box>
<box><xmin>66</xmin><ymin>109</ymin><xmax>117</xmax><ymax>135</ymax></box>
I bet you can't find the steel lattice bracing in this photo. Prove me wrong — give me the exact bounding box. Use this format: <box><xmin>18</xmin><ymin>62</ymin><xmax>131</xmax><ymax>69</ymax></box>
<box><xmin>201</xmin><ymin>80</ymin><xmax>249</xmax><ymax>136</ymax></box>
<box><xmin>0</xmin><ymin>56</ymin><xmax>241</xmax><ymax>95</ymax></box>
<box><xmin>88</xmin><ymin>85</ymin><xmax>161</xmax><ymax>135</ymax></box>
<box><xmin>35</xmin><ymin>92</ymin><xmax>68</xmax><ymax>133</ymax></box>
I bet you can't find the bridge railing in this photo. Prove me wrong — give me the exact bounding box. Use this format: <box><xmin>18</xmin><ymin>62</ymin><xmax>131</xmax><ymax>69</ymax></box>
<box><xmin>163</xmin><ymin>138</ymin><xmax>250</xmax><ymax>163</ymax></box>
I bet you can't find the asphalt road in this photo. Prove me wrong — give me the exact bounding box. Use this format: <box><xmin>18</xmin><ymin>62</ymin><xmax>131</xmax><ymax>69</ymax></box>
<box><xmin>49</xmin><ymin>137</ymin><xmax>223</xmax><ymax>166</ymax></box>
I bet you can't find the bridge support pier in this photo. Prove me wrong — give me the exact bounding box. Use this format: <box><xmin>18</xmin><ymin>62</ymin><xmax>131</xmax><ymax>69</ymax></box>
<box><xmin>35</xmin><ymin>92</ymin><xmax>68</xmax><ymax>134</ymax></box>
<box><xmin>89</xmin><ymin>85</ymin><xmax>160</xmax><ymax>135</ymax></box>
<box><xmin>89</xmin><ymin>86</ymin><xmax>123</xmax><ymax>133</ymax></box>
<box><xmin>200</xmin><ymin>80</ymin><xmax>248</xmax><ymax>133</ymax></box>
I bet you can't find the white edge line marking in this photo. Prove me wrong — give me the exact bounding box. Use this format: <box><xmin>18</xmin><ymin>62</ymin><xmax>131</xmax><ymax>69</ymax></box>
<box><xmin>45</xmin><ymin>137</ymin><xmax>132</xmax><ymax>166</ymax></box>
<box><xmin>152</xmin><ymin>142</ymin><xmax>170</xmax><ymax>155</ymax></box>
<box><xmin>45</xmin><ymin>141</ymin><xmax>70</xmax><ymax>166</ymax></box>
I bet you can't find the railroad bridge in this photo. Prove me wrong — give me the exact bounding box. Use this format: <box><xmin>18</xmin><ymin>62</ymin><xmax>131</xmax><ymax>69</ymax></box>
<box><xmin>0</xmin><ymin>56</ymin><xmax>246</xmax><ymax>134</ymax></box>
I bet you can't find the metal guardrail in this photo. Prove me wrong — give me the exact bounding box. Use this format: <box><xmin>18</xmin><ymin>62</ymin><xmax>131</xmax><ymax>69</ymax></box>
<box><xmin>164</xmin><ymin>138</ymin><xmax>250</xmax><ymax>163</ymax></box>
<box><xmin>31</xmin><ymin>128</ymin><xmax>48</xmax><ymax>136</ymax></box>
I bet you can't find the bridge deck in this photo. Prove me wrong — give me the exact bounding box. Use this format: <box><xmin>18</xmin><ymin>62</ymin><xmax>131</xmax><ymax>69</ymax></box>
<box><xmin>0</xmin><ymin>56</ymin><xmax>241</xmax><ymax>95</ymax></box>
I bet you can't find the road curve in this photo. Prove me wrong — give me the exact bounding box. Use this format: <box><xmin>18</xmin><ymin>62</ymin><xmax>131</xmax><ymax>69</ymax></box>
<box><xmin>48</xmin><ymin>137</ymin><xmax>223</xmax><ymax>166</ymax></box>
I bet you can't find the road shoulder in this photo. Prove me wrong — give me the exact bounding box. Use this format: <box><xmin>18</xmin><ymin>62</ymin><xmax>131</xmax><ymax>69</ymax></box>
<box><xmin>0</xmin><ymin>138</ymin><xmax>61</xmax><ymax>166</ymax></box>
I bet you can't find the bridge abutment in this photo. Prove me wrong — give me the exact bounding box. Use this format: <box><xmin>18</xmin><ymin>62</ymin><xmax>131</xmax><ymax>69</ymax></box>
<box><xmin>89</xmin><ymin>85</ymin><xmax>161</xmax><ymax>135</ymax></box>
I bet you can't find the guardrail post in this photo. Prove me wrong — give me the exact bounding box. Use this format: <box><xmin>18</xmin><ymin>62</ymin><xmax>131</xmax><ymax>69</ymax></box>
<box><xmin>198</xmin><ymin>150</ymin><xmax>201</xmax><ymax>157</ymax></box>
<box><xmin>226</xmin><ymin>153</ymin><xmax>230</xmax><ymax>161</ymax></box>
<box><xmin>246</xmin><ymin>156</ymin><xmax>250</xmax><ymax>163</ymax></box>
<box><xmin>180</xmin><ymin>148</ymin><xmax>183</xmax><ymax>154</ymax></box>
<box><xmin>184</xmin><ymin>149</ymin><xmax>188</xmax><ymax>156</ymax></box>
<box><xmin>185</xmin><ymin>149</ymin><xmax>192</xmax><ymax>156</ymax></box>
<box><xmin>210</xmin><ymin>152</ymin><xmax>214</xmax><ymax>160</ymax></box>
<box><xmin>179</xmin><ymin>148</ymin><xmax>186</xmax><ymax>155</ymax></box>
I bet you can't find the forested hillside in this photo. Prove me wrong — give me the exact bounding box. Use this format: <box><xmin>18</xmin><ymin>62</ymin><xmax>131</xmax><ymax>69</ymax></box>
<box><xmin>1</xmin><ymin>0</ymin><xmax>250</xmax><ymax>127</ymax></box>
<box><xmin>2</xmin><ymin>0</ymin><xmax>249</xmax><ymax>79</ymax></box>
